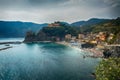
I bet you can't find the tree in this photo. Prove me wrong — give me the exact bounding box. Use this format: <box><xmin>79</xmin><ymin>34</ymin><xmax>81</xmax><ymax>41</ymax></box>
<box><xmin>95</xmin><ymin>58</ymin><xmax>120</xmax><ymax>80</ymax></box>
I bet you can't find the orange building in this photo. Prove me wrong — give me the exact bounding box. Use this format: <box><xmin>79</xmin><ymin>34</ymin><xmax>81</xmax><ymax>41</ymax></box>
<box><xmin>65</xmin><ymin>34</ymin><xmax>71</xmax><ymax>39</ymax></box>
<box><xmin>48</xmin><ymin>22</ymin><xmax>60</xmax><ymax>27</ymax></box>
<box><xmin>98</xmin><ymin>32</ymin><xmax>106</xmax><ymax>41</ymax></box>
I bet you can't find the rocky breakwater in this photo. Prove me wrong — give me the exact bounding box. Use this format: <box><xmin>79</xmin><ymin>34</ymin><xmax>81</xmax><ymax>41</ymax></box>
<box><xmin>0</xmin><ymin>41</ymin><xmax>22</xmax><ymax>51</ymax></box>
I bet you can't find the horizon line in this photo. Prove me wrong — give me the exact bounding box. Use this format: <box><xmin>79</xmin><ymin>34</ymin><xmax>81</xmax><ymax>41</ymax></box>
<box><xmin>0</xmin><ymin>17</ymin><xmax>118</xmax><ymax>24</ymax></box>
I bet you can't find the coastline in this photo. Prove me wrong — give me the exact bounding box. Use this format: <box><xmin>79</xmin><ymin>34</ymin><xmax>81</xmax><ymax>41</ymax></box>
<box><xmin>1</xmin><ymin>40</ymin><xmax>103</xmax><ymax>58</ymax></box>
<box><xmin>56</xmin><ymin>41</ymin><xmax>103</xmax><ymax>58</ymax></box>
<box><xmin>82</xmin><ymin>48</ymin><xmax>103</xmax><ymax>58</ymax></box>
<box><xmin>0</xmin><ymin>46</ymin><xmax>13</xmax><ymax>51</ymax></box>
<box><xmin>23</xmin><ymin>41</ymin><xmax>52</xmax><ymax>43</ymax></box>
<box><xmin>0</xmin><ymin>41</ymin><xmax>22</xmax><ymax>44</ymax></box>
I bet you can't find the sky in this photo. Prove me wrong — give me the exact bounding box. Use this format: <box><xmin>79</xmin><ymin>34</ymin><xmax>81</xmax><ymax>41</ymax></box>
<box><xmin>0</xmin><ymin>0</ymin><xmax>120</xmax><ymax>23</ymax></box>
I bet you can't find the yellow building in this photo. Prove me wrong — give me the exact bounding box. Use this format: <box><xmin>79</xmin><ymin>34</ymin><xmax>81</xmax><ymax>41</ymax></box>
<box><xmin>90</xmin><ymin>40</ymin><xmax>97</xmax><ymax>44</ymax></box>
<box><xmin>78</xmin><ymin>34</ymin><xmax>85</xmax><ymax>39</ymax></box>
<box><xmin>108</xmin><ymin>33</ymin><xmax>114</xmax><ymax>40</ymax></box>
<box><xmin>65</xmin><ymin>34</ymin><xmax>72</xmax><ymax>40</ymax></box>
<box><xmin>98</xmin><ymin>32</ymin><xmax>106</xmax><ymax>41</ymax></box>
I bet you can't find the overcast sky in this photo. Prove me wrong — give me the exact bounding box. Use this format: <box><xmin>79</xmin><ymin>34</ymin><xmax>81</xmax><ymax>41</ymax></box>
<box><xmin>0</xmin><ymin>0</ymin><xmax>120</xmax><ymax>23</ymax></box>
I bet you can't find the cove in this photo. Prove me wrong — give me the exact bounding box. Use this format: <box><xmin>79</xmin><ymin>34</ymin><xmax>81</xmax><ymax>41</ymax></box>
<box><xmin>0</xmin><ymin>41</ymin><xmax>101</xmax><ymax>80</ymax></box>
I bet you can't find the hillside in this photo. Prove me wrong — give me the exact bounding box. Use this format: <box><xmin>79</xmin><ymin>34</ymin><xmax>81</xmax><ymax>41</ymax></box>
<box><xmin>71</xmin><ymin>18</ymin><xmax>109</xmax><ymax>27</ymax></box>
<box><xmin>24</xmin><ymin>22</ymin><xmax>78</xmax><ymax>42</ymax></box>
<box><xmin>92</xmin><ymin>17</ymin><xmax>120</xmax><ymax>33</ymax></box>
<box><xmin>24</xmin><ymin>17</ymin><xmax>120</xmax><ymax>43</ymax></box>
<box><xmin>0</xmin><ymin>21</ymin><xmax>48</xmax><ymax>38</ymax></box>
<box><xmin>78</xmin><ymin>17</ymin><xmax>120</xmax><ymax>44</ymax></box>
<box><xmin>91</xmin><ymin>17</ymin><xmax>120</xmax><ymax>44</ymax></box>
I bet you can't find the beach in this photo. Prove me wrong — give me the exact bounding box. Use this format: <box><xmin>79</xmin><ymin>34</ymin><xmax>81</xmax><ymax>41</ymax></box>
<box><xmin>56</xmin><ymin>41</ymin><xmax>103</xmax><ymax>58</ymax></box>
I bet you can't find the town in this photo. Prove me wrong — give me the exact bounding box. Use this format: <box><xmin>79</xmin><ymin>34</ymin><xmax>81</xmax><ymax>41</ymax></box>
<box><xmin>24</xmin><ymin>19</ymin><xmax>120</xmax><ymax>58</ymax></box>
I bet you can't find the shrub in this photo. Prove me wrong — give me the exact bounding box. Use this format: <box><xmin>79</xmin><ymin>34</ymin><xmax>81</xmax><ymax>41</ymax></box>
<box><xmin>95</xmin><ymin>58</ymin><xmax>120</xmax><ymax>80</ymax></box>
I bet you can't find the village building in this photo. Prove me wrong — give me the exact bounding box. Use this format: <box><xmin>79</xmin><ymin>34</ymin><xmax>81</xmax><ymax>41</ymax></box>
<box><xmin>108</xmin><ymin>33</ymin><xmax>114</xmax><ymax>41</ymax></box>
<box><xmin>48</xmin><ymin>22</ymin><xmax>60</xmax><ymax>27</ymax></box>
<box><xmin>78</xmin><ymin>34</ymin><xmax>85</xmax><ymax>39</ymax></box>
<box><xmin>65</xmin><ymin>34</ymin><xmax>72</xmax><ymax>42</ymax></box>
<box><xmin>98</xmin><ymin>32</ymin><xmax>106</xmax><ymax>41</ymax></box>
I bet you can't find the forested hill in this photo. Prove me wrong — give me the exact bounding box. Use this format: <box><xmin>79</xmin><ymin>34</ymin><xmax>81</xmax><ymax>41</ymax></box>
<box><xmin>71</xmin><ymin>18</ymin><xmax>109</xmax><ymax>27</ymax></box>
<box><xmin>0</xmin><ymin>21</ymin><xmax>48</xmax><ymax>38</ymax></box>
<box><xmin>91</xmin><ymin>17</ymin><xmax>120</xmax><ymax>34</ymax></box>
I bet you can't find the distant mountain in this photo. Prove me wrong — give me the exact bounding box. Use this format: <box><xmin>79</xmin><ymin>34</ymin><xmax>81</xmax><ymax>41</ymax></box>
<box><xmin>0</xmin><ymin>18</ymin><xmax>113</xmax><ymax>38</ymax></box>
<box><xmin>0</xmin><ymin>21</ymin><xmax>48</xmax><ymax>38</ymax></box>
<box><xmin>71</xmin><ymin>18</ymin><xmax>109</xmax><ymax>27</ymax></box>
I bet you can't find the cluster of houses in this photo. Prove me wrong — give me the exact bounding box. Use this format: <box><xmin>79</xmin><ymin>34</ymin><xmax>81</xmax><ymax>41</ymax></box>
<box><xmin>48</xmin><ymin>22</ymin><xmax>60</xmax><ymax>27</ymax></box>
<box><xmin>65</xmin><ymin>32</ymin><xmax>114</xmax><ymax>49</ymax></box>
<box><xmin>47</xmin><ymin>22</ymin><xmax>115</xmax><ymax>49</ymax></box>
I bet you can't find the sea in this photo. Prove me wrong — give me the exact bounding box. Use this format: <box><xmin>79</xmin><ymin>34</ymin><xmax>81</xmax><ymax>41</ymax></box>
<box><xmin>0</xmin><ymin>38</ymin><xmax>101</xmax><ymax>80</ymax></box>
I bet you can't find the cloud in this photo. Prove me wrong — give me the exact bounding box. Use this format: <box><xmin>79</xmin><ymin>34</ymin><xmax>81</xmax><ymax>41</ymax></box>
<box><xmin>103</xmin><ymin>0</ymin><xmax>120</xmax><ymax>17</ymax></box>
<box><xmin>0</xmin><ymin>0</ymin><xmax>119</xmax><ymax>23</ymax></box>
<box><xmin>0</xmin><ymin>0</ymin><xmax>68</xmax><ymax>9</ymax></box>
<box><xmin>103</xmin><ymin>0</ymin><xmax>120</xmax><ymax>6</ymax></box>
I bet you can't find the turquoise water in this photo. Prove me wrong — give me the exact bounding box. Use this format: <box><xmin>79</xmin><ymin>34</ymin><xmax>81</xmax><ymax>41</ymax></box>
<box><xmin>0</xmin><ymin>38</ymin><xmax>24</xmax><ymax>42</ymax></box>
<box><xmin>0</xmin><ymin>38</ymin><xmax>101</xmax><ymax>80</ymax></box>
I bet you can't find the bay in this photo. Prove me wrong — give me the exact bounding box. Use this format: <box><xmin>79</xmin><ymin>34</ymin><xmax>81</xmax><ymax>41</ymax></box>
<box><xmin>0</xmin><ymin>38</ymin><xmax>101</xmax><ymax>80</ymax></box>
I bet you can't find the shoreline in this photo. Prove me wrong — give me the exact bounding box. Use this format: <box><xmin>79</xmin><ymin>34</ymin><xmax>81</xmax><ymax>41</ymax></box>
<box><xmin>56</xmin><ymin>41</ymin><xmax>103</xmax><ymax>58</ymax></box>
<box><xmin>83</xmin><ymin>48</ymin><xmax>103</xmax><ymax>58</ymax></box>
<box><xmin>0</xmin><ymin>41</ymin><xmax>22</xmax><ymax>45</ymax></box>
<box><xmin>0</xmin><ymin>46</ymin><xmax>13</xmax><ymax>51</ymax></box>
<box><xmin>23</xmin><ymin>41</ymin><xmax>52</xmax><ymax>43</ymax></box>
<box><xmin>0</xmin><ymin>41</ymin><xmax>22</xmax><ymax>51</ymax></box>
<box><xmin>0</xmin><ymin>40</ymin><xmax>103</xmax><ymax>58</ymax></box>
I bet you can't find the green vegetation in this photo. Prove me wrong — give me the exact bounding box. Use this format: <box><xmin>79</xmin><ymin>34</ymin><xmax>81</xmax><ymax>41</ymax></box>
<box><xmin>92</xmin><ymin>18</ymin><xmax>120</xmax><ymax>34</ymax></box>
<box><xmin>42</xmin><ymin>25</ymin><xmax>79</xmax><ymax>37</ymax></box>
<box><xmin>95</xmin><ymin>58</ymin><xmax>120</xmax><ymax>80</ymax></box>
<box><xmin>24</xmin><ymin>22</ymin><xmax>80</xmax><ymax>42</ymax></box>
